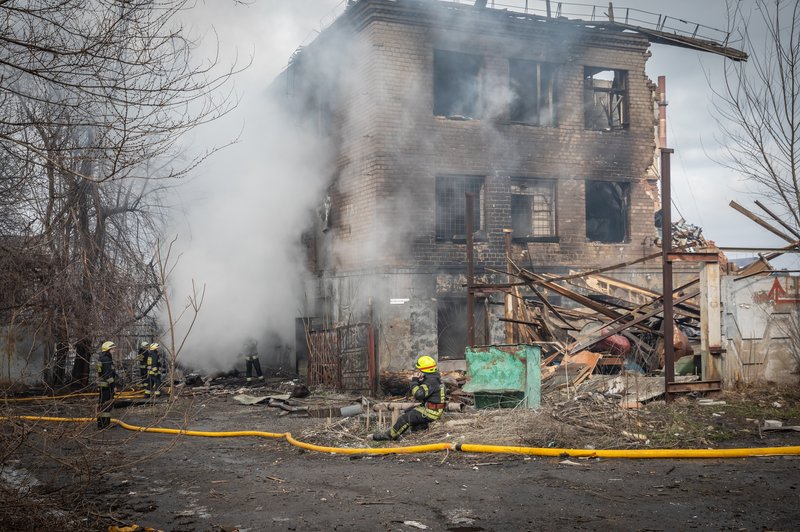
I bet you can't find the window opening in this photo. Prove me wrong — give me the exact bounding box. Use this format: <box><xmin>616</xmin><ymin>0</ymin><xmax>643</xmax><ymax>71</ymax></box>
<box><xmin>511</xmin><ymin>179</ymin><xmax>556</xmax><ymax>238</ymax></box>
<box><xmin>509</xmin><ymin>60</ymin><xmax>557</xmax><ymax>126</ymax></box>
<box><xmin>434</xmin><ymin>50</ymin><xmax>483</xmax><ymax>119</ymax></box>
<box><xmin>436</xmin><ymin>176</ymin><xmax>484</xmax><ymax>240</ymax></box>
<box><xmin>437</xmin><ymin>297</ymin><xmax>487</xmax><ymax>360</ymax></box>
<box><xmin>584</xmin><ymin>67</ymin><xmax>628</xmax><ymax>130</ymax></box>
<box><xmin>585</xmin><ymin>180</ymin><xmax>630</xmax><ymax>243</ymax></box>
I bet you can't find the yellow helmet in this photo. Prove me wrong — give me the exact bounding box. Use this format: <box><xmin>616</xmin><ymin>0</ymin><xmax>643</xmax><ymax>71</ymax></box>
<box><xmin>415</xmin><ymin>355</ymin><xmax>437</xmax><ymax>373</ymax></box>
<box><xmin>101</xmin><ymin>341</ymin><xmax>116</xmax><ymax>352</ymax></box>
<box><xmin>149</xmin><ymin>343</ymin><xmax>160</xmax><ymax>351</ymax></box>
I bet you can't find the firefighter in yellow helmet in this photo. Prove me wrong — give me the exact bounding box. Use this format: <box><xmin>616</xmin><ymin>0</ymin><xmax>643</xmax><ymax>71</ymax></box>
<box><xmin>372</xmin><ymin>355</ymin><xmax>446</xmax><ymax>441</ymax></box>
<box><xmin>96</xmin><ymin>341</ymin><xmax>117</xmax><ymax>429</ymax></box>
<box><xmin>145</xmin><ymin>343</ymin><xmax>163</xmax><ymax>397</ymax></box>
<box><xmin>137</xmin><ymin>341</ymin><xmax>149</xmax><ymax>382</ymax></box>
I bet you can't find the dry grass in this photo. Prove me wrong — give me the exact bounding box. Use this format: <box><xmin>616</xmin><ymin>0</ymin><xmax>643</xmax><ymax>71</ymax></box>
<box><xmin>298</xmin><ymin>382</ymin><xmax>800</xmax><ymax>451</ymax></box>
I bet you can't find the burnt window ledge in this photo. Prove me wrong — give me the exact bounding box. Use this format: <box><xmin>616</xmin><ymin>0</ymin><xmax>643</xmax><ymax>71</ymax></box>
<box><xmin>513</xmin><ymin>236</ymin><xmax>560</xmax><ymax>244</ymax></box>
<box><xmin>439</xmin><ymin>233</ymin><xmax>488</xmax><ymax>244</ymax></box>
<box><xmin>435</xmin><ymin>114</ymin><xmax>478</xmax><ymax>121</ymax></box>
<box><xmin>587</xmin><ymin>239</ymin><xmax>630</xmax><ymax>245</ymax></box>
<box><xmin>587</xmin><ymin>125</ymin><xmax>629</xmax><ymax>132</ymax></box>
<box><xmin>507</xmin><ymin>121</ymin><xmax>559</xmax><ymax>128</ymax></box>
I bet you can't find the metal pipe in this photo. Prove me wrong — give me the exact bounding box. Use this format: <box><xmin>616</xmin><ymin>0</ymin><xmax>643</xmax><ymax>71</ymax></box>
<box><xmin>372</xmin><ymin>402</ymin><xmax>466</xmax><ymax>413</ymax></box>
<box><xmin>368</xmin><ymin>298</ymin><xmax>377</xmax><ymax>396</ymax></box>
<box><xmin>661</xmin><ymin>147</ymin><xmax>675</xmax><ymax>402</ymax></box>
<box><xmin>466</xmin><ymin>192</ymin><xmax>476</xmax><ymax>348</ymax></box>
<box><xmin>658</xmin><ymin>76</ymin><xmax>667</xmax><ymax>149</ymax></box>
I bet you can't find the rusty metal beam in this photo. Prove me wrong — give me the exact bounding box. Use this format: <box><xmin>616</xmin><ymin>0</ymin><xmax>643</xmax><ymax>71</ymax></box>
<box><xmin>596</xmin><ymin>21</ymin><xmax>748</xmax><ymax>61</ymax></box>
<box><xmin>519</xmin><ymin>250</ymin><xmax>663</xmax><ymax>287</ymax></box>
<box><xmin>466</xmin><ymin>192</ymin><xmax>476</xmax><ymax>348</ymax></box>
<box><xmin>661</xmin><ymin>148</ymin><xmax>675</xmax><ymax>403</ymax></box>
<box><xmin>754</xmin><ymin>200</ymin><xmax>800</xmax><ymax>240</ymax></box>
<box><xmin>565</xmin><ymin>290</ymin><xmax>698</xmax><ymax>356</ymax></box>
<box><xmin>666</xmin><ymin>252</ymin><xmax>720</xmax><ymax>263</ymax></box>
<box><xmin>521</xmin><ymin>270</ymin><xmax>624</xmax><ymax>321</ymax></box>
<box><xmin>730</xmin><ymin>200</ymin><xmax>796</xmax><ymax>243</ymax></box>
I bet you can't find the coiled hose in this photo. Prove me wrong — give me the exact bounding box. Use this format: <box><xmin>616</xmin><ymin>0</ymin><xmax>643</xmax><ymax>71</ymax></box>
<box><xmin>4</xmin><ymin>415</ymin><xmax>800</xmax><ymax>459</ymax></box>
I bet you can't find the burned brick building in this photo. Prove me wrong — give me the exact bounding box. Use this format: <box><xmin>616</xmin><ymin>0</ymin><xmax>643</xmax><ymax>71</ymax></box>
<box><xmin>277</xmin><ymin>0</ymin><xmax>739</xmax><ymax>376</ymax></box>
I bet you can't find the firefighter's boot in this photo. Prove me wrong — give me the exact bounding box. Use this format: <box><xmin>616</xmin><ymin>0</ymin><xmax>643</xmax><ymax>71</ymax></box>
<box><xmin>371</xmin><ymin>430</ymin><xmax>392</xmax><ymax>441</ymax></box>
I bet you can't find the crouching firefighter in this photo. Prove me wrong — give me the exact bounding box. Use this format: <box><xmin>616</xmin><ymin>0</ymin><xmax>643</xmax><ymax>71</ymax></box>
<box><xmin>373</xmin><ymin>355</ymin><xmax>446</xmax><ymax>441</ymax></box>
<box><xmin>96</xmin><ymin>341</ymin><xmax>117</xmax><ymax>429</ymax></box>
<box><xmin>145</xmin><ymin>343</ymin><xmax>163</xmax><ymax>397</ymax></box>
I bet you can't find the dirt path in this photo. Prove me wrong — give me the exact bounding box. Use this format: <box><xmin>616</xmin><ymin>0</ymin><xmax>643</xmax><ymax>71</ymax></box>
<box><xmin>98</xmin><ymin>432</ymin><xmax>800</xmax><ymax>531</ymax></box>
<box><xmin>93</xmin><ymin>397</ymin><xmax>800</xmax><ymax>531</ymax></box>
<box><xmin>4</xmin><ymin>391</ymin><xmax>800</xmax><ymax>531</ymax></box>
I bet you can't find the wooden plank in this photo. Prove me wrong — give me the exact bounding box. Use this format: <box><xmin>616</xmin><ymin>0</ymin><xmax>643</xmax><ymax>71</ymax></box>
<box><xmin>525</xmin><ymin>345</ymin><xmax>541</xmax><ymax>409</ymax></box>
<box><xmin>700</xmin><ymin>261</ymin><xmax>722</xmax><ymax>381</ymax></box>
<box><xmin>730</xmin><ymin>200</ymin><xmax>796</xmax><ymax>243</ymax></box>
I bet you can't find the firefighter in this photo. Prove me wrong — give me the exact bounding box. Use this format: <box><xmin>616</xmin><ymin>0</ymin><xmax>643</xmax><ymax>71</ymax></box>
<box><xmin>372</xmin><ymin>355</ymin><xmax>446</xmax><ymax>441</ymax></box>
<box><xmin>242</xmin><ymin>337</ymin><xmax>264</xmax><ymax>382</ymax></box>
<box><xmin>137</xmin><ymin>341</ymin><xmax>149</xmax><ymax>382</ymax></box>
<box><xmin>145</xmin><ymin>342</ymin><xmax>163</xmax><ymax>397</ymax></box>
<box><xmin>96</xmin><ymin>341</ymin><xmax>117</xmax><ymax>429</ymax></box>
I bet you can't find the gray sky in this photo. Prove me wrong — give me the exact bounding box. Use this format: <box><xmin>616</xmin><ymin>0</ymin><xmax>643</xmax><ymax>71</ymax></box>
<box><xmin>168</xmin><ymin>0</ymin><xmax>788</xmax><ymax>369</ymax></box>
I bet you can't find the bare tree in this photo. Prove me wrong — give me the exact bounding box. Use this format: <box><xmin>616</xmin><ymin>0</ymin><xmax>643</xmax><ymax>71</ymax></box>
<box><xmin>0</xmin><ymin>0</ymin><xmax>242</xmax><ymax>385</ymax></box>
<box><xmin>714</xmin><ymin>0</ymin><xmax>800</xmax><ymax>230</ymax></box>
<box><xmin>155</xmin><ymin>236</ymin><xmax>205</xmax><ymax>399</ymax></box>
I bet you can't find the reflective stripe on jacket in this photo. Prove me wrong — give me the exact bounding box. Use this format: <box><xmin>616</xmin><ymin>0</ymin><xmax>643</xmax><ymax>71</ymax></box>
<box><xmin>411</xmin><ymin>372</ymin><xmax>446</xmax><ymax>421</ymax></box>
<box><xmin>96</xmin><ymin>352</ymin><xmax>116</xmax><ymax>388</ymax></box>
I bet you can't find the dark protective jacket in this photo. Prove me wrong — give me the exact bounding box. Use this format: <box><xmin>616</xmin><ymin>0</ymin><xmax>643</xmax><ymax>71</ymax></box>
<box><xmin>137</xmin><ymin>346</ymin><xmax>148</xmax><ymax>369</ymax></box>
<box><xmin>96</xmin><ymin>352</ymin><xmax>116</xmax><ymax>389</ymax></box>
<box><xmin>146</xmin><ymin>348</ymin><xmax>162</xmax><ymax>375</ymax></box>
<box><xmin>241</xmin><ymin>338</ymin><xmax>258</xmax><ymax>361</ymax></box>
<box><xmin>411</xmin><ymin>371</ymin><xmax>446</xmax><ymax>421</ymax></box>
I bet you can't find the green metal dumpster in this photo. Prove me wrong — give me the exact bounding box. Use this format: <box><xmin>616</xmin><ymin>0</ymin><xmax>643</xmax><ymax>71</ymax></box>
<box><xmin>462</xmin><ymin>345</ymin><xmax>541</xmax><ymax>409</ymax></box>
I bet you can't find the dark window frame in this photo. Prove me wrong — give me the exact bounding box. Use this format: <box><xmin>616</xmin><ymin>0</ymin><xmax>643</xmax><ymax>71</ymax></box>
<box><xmin>584</xmin><ymin>67</ymin><xmax>629</xmax><ymax>131</ymax></box>
<box><xmin>585</xmin><ymin>180</ymin><xmax>631</xmax><ymax>243</ymax></box>
<box><xmin>510</xmin><ymin>178</ymin><xmax>559</xmax><ymax>242</ymax></box>
<box><xmin>433</xmin><ymin>49</ymin><xmax>483</xmax><ymax>119</ymax></box>
<box><xmin>508</xmin><ymin>59</ymin><xmax>558</xmax><ymax>126</ymax></box>
<box><xmin>435</xmin><ymin>175</ymin><xmax>485</xmax><ymax>242</ymax></box>
<box><xmin>437</xmin><ymin>296</ymin><xmax>488</xmax><ymax>360</ymax></box>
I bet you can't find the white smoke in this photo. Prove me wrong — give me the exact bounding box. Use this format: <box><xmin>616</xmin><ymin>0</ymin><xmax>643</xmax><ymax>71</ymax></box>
<box><xmin>163</xmin><ymin>1</ymin><xmax>342</xmax><ymax>371</ymax></box>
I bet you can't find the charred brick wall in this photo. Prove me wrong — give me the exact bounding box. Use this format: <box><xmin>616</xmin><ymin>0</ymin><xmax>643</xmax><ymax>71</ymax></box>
<box><xmin>313</xmin><ymin>1</ymin><xmax>659</xmax><ymax>277</ymax></box>
<box><xmin>289</xmin><ymin>0</ymin><xmax>665</xmax><ymax>370</ymax></box>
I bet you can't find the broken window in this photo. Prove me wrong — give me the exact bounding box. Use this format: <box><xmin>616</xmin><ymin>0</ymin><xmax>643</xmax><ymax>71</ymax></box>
<box><xmin>585</xmin><ymin>180</ymin><xmax>630</xmax><ymax>243</ymax></box>
<box><xmin>511</xmin><ymin>179</ymin><xmax>556</xmax><ymax>239</ymax></box>
<box><xmin>437</xmin><ymin>297</ymin><xmax>487</xmax><ymax>360</ymax></box>
<box><xmin>435</xmin><ymin>175</ymin><xmax>484</xmax><ymax>241</ymax></box>
<box><xmin>509</xmin><ymin>60</ymin><xmax>557</xmax><ymax>126</ymax></box>
<box><xmin>433</xmin><ymin>50</ymin><xmax>483</xmax><ymax>119</ymax></box>
<box><xmin>584</xmin><ymin>67</ymin><xmax>628</xmax><ymax>130</ymax></box>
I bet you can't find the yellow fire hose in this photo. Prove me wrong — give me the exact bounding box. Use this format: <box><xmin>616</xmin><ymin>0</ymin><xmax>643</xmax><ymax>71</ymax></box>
<box><xmin>2</xmin><ymin>388</ymin><xmax>153</xmax><ymax>402</ymax></box>
<box><xmin>4</xmin><ymin>415</ymin><xmax>800</xmax><ymax>459</ymax></box>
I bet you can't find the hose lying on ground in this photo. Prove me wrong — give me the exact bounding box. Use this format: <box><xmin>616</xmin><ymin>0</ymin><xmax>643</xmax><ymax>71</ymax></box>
<box><xmin>4</xmin><ymin>415</ymin><xmax>800</xmax><ymax>459</ymax></box>
<box><xmin>1</xmin><ymin>389</ymin><xmax>148</xmax><ymax>402</ymax></box>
